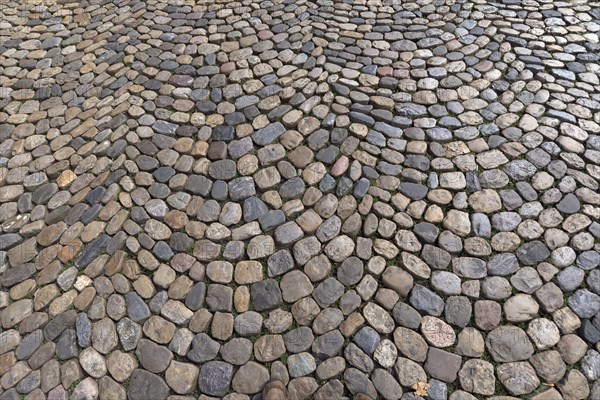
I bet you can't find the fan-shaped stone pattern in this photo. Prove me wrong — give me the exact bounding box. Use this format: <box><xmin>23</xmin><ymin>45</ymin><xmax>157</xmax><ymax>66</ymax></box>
<box><xmin>0</xmin><ymin>0</ymin><xmax>599</xmax><ymax>399</ymax></box>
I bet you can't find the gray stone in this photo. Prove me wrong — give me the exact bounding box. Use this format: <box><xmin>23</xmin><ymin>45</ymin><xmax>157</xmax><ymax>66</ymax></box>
<box><xmin>452</xmin><ymin>257</ymin><xmax>486</xmax><ymax>279</ymax></box>
<box><xmin>253</xmin><ymin>122</ymin><xmax>286</xmax><ymax>145</ymax></box>
<box><xmin>399</xmin><ymin>182</ymin><xmax>428</xmax><ymax>200</ymax></box>
<box><xmin>409</xmin><ymin>284</ymin><xmax>444</xmax><ymax>316</ymax></box>
<box><xmin>371</xmin><ymin>368</ymin><xmax>403</xmax><ymax>400</ymax></box>
<box><xmin>312</xmin><ymin>330</ymin><xmax>344</xmax><ymax>360</ymax></box>
<box><xmin>259</xmin><ymin>210</ymin><xmax>286</xmax><ymax>231</ymax></box>
<box><xmin>229</xmin><ymin>177</ymin><xmax>256</xmax><ymax>201</ymax></box>
<box><xmin>188</xmin><ymin>333</ymin><xmax>220</xmax><ymax>363</ymax></box>
<box><xmin>312</xmin><ymin>277</ymin><xmax>345</xmax><ymax>308</ymax></box>
<box><xmin>135</xmin><ymin>339</ymin><xmax>172</xmax><ymax>373</ymax></box>
<box><xmin>487</xmin><ymin>253</ymin><xmax>519</xmax><ymax>276</ymax></box>
<box><xmin>127</xmin><ymin>370</ymin><xmax>169</xmax><ymax>400</ymax></box>
<box><xmin>353</xmin><ymin>327</ymin><xmax>381</xmax><ymax>355</ymax></box>
<box><xmin>485</xmin><ymin>326</ymin><xmax>534</xmax><ymax>362</ymax></box>
<box><xmin>496</xmin><ymin>362</ymin><xmax>540</xmax><ymax>395</ymax></box>
<box><xmin>568</xmin><ymin>289</ymin><xmax>600</xmax><ymax>318</ymax></box>
<box><xmin>343</xmin><ymin>368</ymin><xmax>377</xmax><ymax>398</ymax></box>
<box><xmin>268</xmin><ymin>250</ymin><xmax>294</xmax><ymax>277</ymax></box>
<box><xmin>198</xmin><ymin>361</ymin><xmax>233</xmax><ymax>397</ymax></box>
<box><xmin>116</xmin><ymin>318</ymin><xmax>142</xmax><ymax>352</ymax></box>
<box><xmin>125</xmin><ymin>292</ymin><xmax>150</xmax><ymax>322</ymax></box>
<box><xmin>243</xmin><ymin>196</ymin><xmax>268</xmax><ymax>222</ymax></box>
<box><xmin>444</xmin><ymin>296</ymin><xmax>472</xmax><ymax>327</ymax></box>
<box><xmin>280</xmin><ymin>177</ymin><xmax>305</xmax><ymax>200</ymax></box>
<box><xmin>393</xmin><ymin>302</ymin><xmax>422</xmax><ymax>329</ymax></box>
<box><xmin>251</xmin><ymin>279</ymin><xmax>283</xmax><ymax>311</ymax></box>
<box><xmin>556</xmin><ymin>193</ymin><xmax>580</xmax><ymax>214</ymax></box>
<box><xmin>556</xmin><ymin>267</ymin><xmax>585</xmax><ymax>292</ymax></box>
<box><xmin>75</xmin><ymin>234</ymin><xmax>110</xmax><ymax>269</ymax></box>
<box><xmin>517</xmin><ymin>241</ymin><xmax>550</xmax><ymax>265</ymax></box>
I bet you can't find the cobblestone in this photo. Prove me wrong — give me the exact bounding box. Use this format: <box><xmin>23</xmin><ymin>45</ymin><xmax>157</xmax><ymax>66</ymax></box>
<box><xmin>0</xmin><ymin>0</ymin><xmax>599</xmax><ymax>398</ymax></box>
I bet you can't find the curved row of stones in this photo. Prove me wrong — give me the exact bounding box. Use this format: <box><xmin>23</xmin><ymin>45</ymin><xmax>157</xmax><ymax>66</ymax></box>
<box><xmin>1</xmin><ymin>0</ymin><xmax>600</xmax><ymax>399</ymax></box>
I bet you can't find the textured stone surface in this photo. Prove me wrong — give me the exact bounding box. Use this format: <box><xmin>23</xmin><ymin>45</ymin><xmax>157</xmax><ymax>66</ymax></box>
<box><xmin>0</xmin><ymin>0</ymin><xmax>599</xmax><ymax>398</ymax></box>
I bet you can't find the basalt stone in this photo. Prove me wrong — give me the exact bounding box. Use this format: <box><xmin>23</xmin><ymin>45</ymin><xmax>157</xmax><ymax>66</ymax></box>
<box><xmin>243</xmin><ymin>196</ymin><xmax>269</xmax><ymax>222</ymax></box>
<box><xmin>125</xmin><ymin>292</ymin><xmax>151</xmax><ymax>322</ymax></box>
<box><xmin>128</xmin><ymin>370</ymin><xmax>170</xmax><ymax>400</ymax></box>
<box><xmin>135</xmin><ymin>339</ymin><xmax>173</xmax><ymax>373</ymax></box>
<box><xmin>313</xmin><ymin>330</ymin><xmax>345</xmax><ymax>360</ymax></box>
<box><xmin>186</xmin><ymin>282</ymin><xmax>206</xmax><ymax>311</ymax></box>
<box><xmin>353</xmin><ymin>178</ymin><xmax>370</xmax><ymax>198</ymax></box>
<box><xmin>569</xmin><ymin>289</ymin><xmax>600</xmax><ymax>318</ymax></box>
<box><xmin>188</xmin><ymin>333</ymin><xmax>220</xmax><ymax>363</ymax></box>
<box><xmin>16</xmin><ymin>330</ymin><xmax>43</xmax><ymax>360</ymax></box>
<box><xmin>445</xmin><ymin>296</ymin><xmax>472</xmax><ymax>327</ymax></box>
<box><xmin>414</xmin><ymin>222</ymin><xmax>440</xmax><ymax>244</ymax></box>
<box><xmin>212</xmin><ymin>125</ymin><xmax>235</xmax><ymax>142</ymax></box>
<box><xmin>353</xmin><ymin>327</ymin><xmax>381</xmax><ymax>355</ymax></box>
<box><xmin>409</xmin><ymin>285</ymin><xmax>444</xmax><ymax>316</ymax></box>
<box><xmin>268</xmin><ymin>250</ymin><xmax>294</xmax><ymax>277</ymax></box>
<box><xmin>209</xmin><ymin>159</ymin><xmax>237</xmax><ymax>180</ymax></box>
<box><xmin>313</xmin><ymin>278</ymin><xmax>345</xmax><ymax>308</ymax></box>
<box><xmin>320</xmin><ymin>175</ymin><xmax>336</xmax><ymax>193</ymax></box>
<box><xmin>32</xmin><ymin>183</ymin><xmax>58</xmax><ymax>204</ymax></box>
<box><xmin>421</xmin><ymin>245</ymin><xmax>451</xmax><ymax>270</ymax></box>
<box><xmin>487</xmin><ymin>253</ymin><xmax>519</xmax><ymax>276</ymax></box>
<box><xmin>517</xmin><ymin>241</ymin><xmax>550</xmax><ymax>266</ymax></box>
<box><xmin>284</xmin><ymin>327</ymin><xmax>315</xmax><ymax>354</ymax></box>
<box><xmin>44</xmin><ymin>311</ymin><xmax>77</xmax><ymax>341</ymax></box>
<box><xmin>399</xmin><ymin>182</ymin><xmax>428</xmax><ymax>200</ymax></box>
<box><xmin>578</xmin><ymin>320</ymin><xmax>600</xmax><ymax>344</ymax></box>
<box><xmin>253</xmin><ymin>122</ymin><xmax>286</xmax><ymax>145</ymax></box>
<box><xmin>0</xmin><ymin>234</ymin><xmax>24</xmax><ymax>251</ymax></box>
<box><xmin>186</xmin><ymin>175</ymin><xmax>213</xmax><ymax>196</ymax></box>
<box><xmin>259</xmin><ymin>210</ymin><xmax>286</xmax><ymax>231</ymax></box>
<box><xmin>198</xmin><ymin>361</ymin><xmax>233</xmax><ymax>397</ymax></box>
<box><xmin>76</xmin><ymin>313</ymin><xmax>92</xmax><ymax>348</ymax></box>
<box><xmin>153</xmin><ymin>120</ymin><xmax>178</xmax><ymax>135</ymax></box>
<box><xmin>74</xmin><ymin>234</ymin><xmax>110</xmax><ymax>269</ymax></box>
<box><xmin>251</xmin><ymin>279</ymin><xmax>283</xmax><ymax>312</ymax></box>
<box><xmin>424</xmin><ymin>348</ymin><xmax>462</xmax><ymax>382</ymax></box>
<box><xmin>229</xmin><ymin>177</ymin><xmax>256</xmax><ymax>201</ymax></box>
<box><xmin>280</xmin><ymin>177</ymin><xmax>305</xmax><ymax>200</ymax></box>
<box><xmin>1</xmin><ymin>262</ymin><xmax>36</xmax><ymax>287</ymax></box>
<box><xmin>56</xmin><ymin>329</ymin><xmax>78</xmax><ymax>360</ymax></box>
<box><xmin>556</xmin><ymin>193</ymin><xmax>580</xmax><ymax>214</ymax></box>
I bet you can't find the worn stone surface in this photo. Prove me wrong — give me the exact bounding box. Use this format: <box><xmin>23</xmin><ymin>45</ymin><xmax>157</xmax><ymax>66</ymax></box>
<box><xmin>0</xmin><ymin>0</ymin><xmax>599</xmax><ymax>398</ymax></box>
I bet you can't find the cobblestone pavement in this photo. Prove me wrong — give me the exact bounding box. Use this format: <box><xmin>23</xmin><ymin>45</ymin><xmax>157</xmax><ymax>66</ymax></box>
<box><xmin>1</xmin><ymin>0</ymin><xmax>600</xmax><ymax>399</ymax></box>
